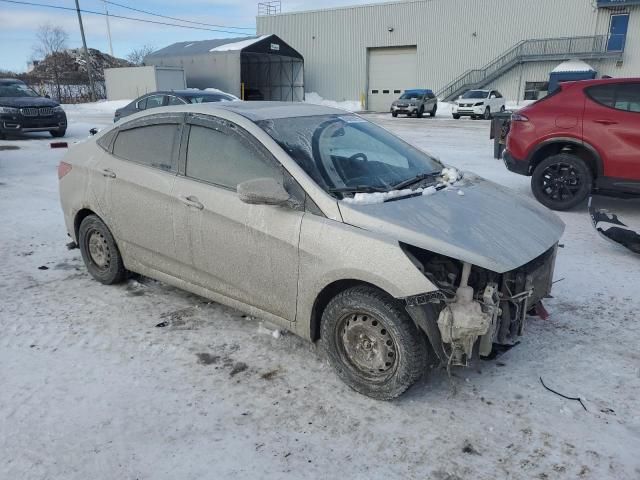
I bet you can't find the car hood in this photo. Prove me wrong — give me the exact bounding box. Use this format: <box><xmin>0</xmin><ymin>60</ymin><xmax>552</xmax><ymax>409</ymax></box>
<box><xmin>337</xmin><ymin>174</ymin><xmax>565</xmax><ymax>273</ymax></box>
<box><xmin>0</xmin><ymin>96</ymin><xmax>60</xmax><ymax>108</ymax></box>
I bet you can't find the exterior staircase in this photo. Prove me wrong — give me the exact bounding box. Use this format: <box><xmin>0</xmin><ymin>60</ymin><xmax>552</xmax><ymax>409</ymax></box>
<box><xmin>437</xmin><ymin>35</ymin><xmax>625</xmax><ymax>101</ymax></box>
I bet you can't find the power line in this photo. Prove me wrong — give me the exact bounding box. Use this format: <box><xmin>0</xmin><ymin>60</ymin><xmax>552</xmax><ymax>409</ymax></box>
<box><xmin>0</xmin><ymin>0</ymin><xmax>254</xmax><ymax>35</ymax></box>
<box><xmin>102</xmin><ymin>0</ymin><xmax>255</xmax><ymax>31</ymax></box>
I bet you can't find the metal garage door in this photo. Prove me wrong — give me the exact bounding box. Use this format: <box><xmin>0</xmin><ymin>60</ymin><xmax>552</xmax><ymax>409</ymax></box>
<box><xmin>367</xmin><ymin>47</ymin><xmax>417</xmax><ymax>112</ymax></box>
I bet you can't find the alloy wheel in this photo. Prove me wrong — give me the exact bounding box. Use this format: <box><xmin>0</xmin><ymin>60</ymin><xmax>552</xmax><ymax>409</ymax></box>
<box><xmin>539</xmin><ymin>162</ymin><xmax>583</xmax><ymax>203</ymax></box>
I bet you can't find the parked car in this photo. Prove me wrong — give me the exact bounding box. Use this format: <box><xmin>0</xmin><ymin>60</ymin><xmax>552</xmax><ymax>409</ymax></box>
<box><xmin>59</xmin><ymin>102</ymin><xmax>563</xmax><ymax>399</ymax></box>
<box><xmin>452</xmin><ymin>89</ymin><xmax>506</xmax><ymax>120</ymax></box>
<box><xmin>114</xmin><ymin>89</ymin><xmax>237</xmax><ymax>122</ymax></box>
<box><xmin>0</xmin><ymin>78</ymin><xmax>67</xmax><ymax>138</ymax></box>
<box><xmin>504</xmin><ymin>77</ymin><xmax>640</xmax><ymax>210</ymax></box>
<box><xmin>390</xmin><ymin>89</ymin><xmax>437</xmax><ymax>118</ymax></box>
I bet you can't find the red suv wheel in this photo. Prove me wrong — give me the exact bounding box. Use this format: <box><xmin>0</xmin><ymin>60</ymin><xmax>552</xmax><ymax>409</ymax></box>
<box><xmin>531</xmin><ymin>153</ymin><xmax>593</xmax><ymax>210</ymax></box>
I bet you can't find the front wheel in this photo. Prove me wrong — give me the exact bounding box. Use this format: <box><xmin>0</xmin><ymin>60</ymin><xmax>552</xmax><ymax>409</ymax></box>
<box><xmin>416</xmin><ymin>106</ymin><xmax>424</xmax><ymax>118</ymax></box>
<box><xmin>531</xmin><ymin>153</ymin><xmax>593</xmax><ymax>210</ymax></box>
<box><xmin>78</xmin><ymin>214</ymin><xmax>127</xmax><ymax>284</ymax></box>
<box><xmin>391</xmin><ymin>111</ymin><xmax>398</xmax><ymax>118</ymax></box>
<box><xmin>452</xmin><ymin>114</ymin><xmax>461</xmax><ymax>119</ymax></box>
<box><xmin>50</xmin><ymin>129</ymin><xmax>66</xmax><ymax>138</ymax></box>
<box><xmin>429</xmin><ymin>105</ymin><xmax>437</xmax><ymax>117</ymax></box>
<box><xmin>321</xmin><ymin>286</ymin><xmax>429</xmax><ymax>400</ymax></box>
<box><xmin>483</xmin><ymin>107</ymin><xmax>491</xmax><ymax>120</ymax></box>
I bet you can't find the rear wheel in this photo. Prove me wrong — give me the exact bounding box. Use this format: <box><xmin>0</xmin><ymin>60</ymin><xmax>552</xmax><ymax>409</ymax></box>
<box><xmin>531</xmin><ymin>153</ymin><xmax>593</xmax><ymax>210</ymax></box>
<box><xmin>78</xmin><ymin>215</ymin><xmax>127</xmax><ymax>284</ymax></box>
<box><xmin>50</xmin><ymin>129</ymin><xmax>66</xmax><ymax>138</ymax></box>
<box><xmin>321</xmin><ymin>286</ymin><xmax>429</xmax><ymax>400</ymax></box>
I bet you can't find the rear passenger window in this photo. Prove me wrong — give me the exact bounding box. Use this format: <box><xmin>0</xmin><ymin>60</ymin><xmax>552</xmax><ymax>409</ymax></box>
<box><xmin>614</xmin><ymin>84</ymin><xmax>640</xmax><ymax>113</ymax></box>
<box><xmin>587</xmin><ymin>85</ymin><xmax>617</xmax><ymax>108</ymax></box>
<box><xmin>185</xmin><ymin>124</ymin><xmax>280</xmax><ymax>189</ymax></box>
<box><xmin>112</xmin><ymin>124</ymin><xmax>178</xmax><ymax>172</ymax></box>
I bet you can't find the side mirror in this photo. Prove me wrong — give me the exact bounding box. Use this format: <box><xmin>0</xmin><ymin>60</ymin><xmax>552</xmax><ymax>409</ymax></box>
<box><xmin>237</xmin><ymin>177</ymin><xmax>290</xmax><ymax>205</ymax></box>
<box><xmin>490</xmin><ymin>95</ymin><xmax>496</xmax><ymax>99</ymax></box>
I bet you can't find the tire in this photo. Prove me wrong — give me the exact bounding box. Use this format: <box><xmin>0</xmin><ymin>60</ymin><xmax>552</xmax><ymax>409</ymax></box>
<box><xmin>391</xmin><ymin>112</ymin><xmax>398</xmax><ymax>118</ymax></box>
<box><xmin>429</xmin><ymin>105</ymin><xmax>437</xmax><ymax>117</ymax></box>
<box><xmin>531</xmin><ymin>153</ymin><xmax>593</xmax><ymax>211</ymax></box>
<box><xmin>452</xmin><ymin>114</ymin><xmax>461</xmax><ymax>119</ymax></box>
<box><xmin>483</xmin><ymin>107</ymin><xmax>491</xmax><ymax>120</ymax></box>
<box><xmin>416</xmin><ymin>106</ymin><xmax>424</xmax><ymax>118</ymax></box>
<box><xmin>50</xmin><ymin>129</ymin><xmax>66</xmax><ymax>138</ymax></box>
<box><xmin>320</xmin><ymin>285</ymin><xmax>429</xmax><ymax>400</ymax></box>
<box><xmin>78</xmin><ymin>214</ymin><xmax>127</xmax><ymax>284</ymax></box>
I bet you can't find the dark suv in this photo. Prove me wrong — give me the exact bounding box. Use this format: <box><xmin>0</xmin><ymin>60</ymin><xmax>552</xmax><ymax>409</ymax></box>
<box><xmin>0</xmin><ymin>78</ymin><xmax>67</xmax><ymax>138</ymax></box>
<box><xmin>504</xmin><ymin>78</ymin><xmax>640</xmax><ymax>210</ymax></box>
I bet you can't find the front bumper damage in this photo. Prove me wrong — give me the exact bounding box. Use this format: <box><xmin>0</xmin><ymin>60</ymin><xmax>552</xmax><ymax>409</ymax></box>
<box><xmin>405</xmin><ymin>244</ymin><xmax>558</xmax><ymax>367</ymax></box>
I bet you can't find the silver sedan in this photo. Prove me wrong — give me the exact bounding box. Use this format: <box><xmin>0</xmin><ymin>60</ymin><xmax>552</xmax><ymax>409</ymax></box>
<box><xmin>58</xmin><ymin>102</ymin><xmax>564</xmax><ymax>399</ymax></box>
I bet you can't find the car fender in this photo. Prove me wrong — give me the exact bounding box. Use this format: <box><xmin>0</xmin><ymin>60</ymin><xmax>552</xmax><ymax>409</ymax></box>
<box><xmin>294</xmin><ymin>214</ymin><xmax>438</xmax><ymax>339</ymax></box>
<box><xmin>526</xmin><ymin>136</ymin><xmax>604</xmax><ymax>176</ymax></box>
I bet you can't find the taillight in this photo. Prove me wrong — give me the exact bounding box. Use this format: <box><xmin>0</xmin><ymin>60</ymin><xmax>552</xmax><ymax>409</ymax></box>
<box><xmin>58</xmin><ymin>161</ymin><xmax>72</xmax><ymax>179</ymax></box>
<box><xmin>511</xmin><ymin>113</ymin><xmax>529</xmax><ymax>122</ymax></box>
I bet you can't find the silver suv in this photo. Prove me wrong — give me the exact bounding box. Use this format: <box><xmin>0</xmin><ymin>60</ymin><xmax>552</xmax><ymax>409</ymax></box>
<box><xmin>58</xmin><ymin>102</ymin><xmax>563</xmax><ymax>399</ymax></box>
<box><xmin>391</xmin><ymin>89</ymin><xmax>438</xmax><ymax>118</ymax></box>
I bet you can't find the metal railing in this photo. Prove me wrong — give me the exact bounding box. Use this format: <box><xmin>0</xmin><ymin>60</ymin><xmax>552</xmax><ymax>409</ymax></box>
<box><xmin>438</xmin><ymin>35</ymin><xmax>626</xmax><ymax>101</ymax></box>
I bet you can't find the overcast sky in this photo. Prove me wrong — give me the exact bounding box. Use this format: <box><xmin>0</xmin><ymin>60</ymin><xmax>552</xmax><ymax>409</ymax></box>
<box><xmin>0</xmin><ymin>0</ymin><xmax>385</xmax><ymax>72</ymax></box>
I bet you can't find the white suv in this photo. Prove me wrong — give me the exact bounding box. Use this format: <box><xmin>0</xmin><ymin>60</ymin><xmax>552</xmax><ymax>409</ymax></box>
<box><xmin>452</xmin><ymin>89</ymin><xmax>506</xmax><ymax>120</ymax></box>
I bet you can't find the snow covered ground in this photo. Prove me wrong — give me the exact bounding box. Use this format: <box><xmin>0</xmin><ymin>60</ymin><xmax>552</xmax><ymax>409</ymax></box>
<box><xmin>1</xmin><ymin>103</ymin><xmax>639</xmax><ymax>480</ymax></box>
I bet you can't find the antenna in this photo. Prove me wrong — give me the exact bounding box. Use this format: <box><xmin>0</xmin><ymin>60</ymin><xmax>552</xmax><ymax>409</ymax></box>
<box><xmin>258</xmin><ymin>1</ymin><xmax>281</xmax><ymax>15</ymax></box>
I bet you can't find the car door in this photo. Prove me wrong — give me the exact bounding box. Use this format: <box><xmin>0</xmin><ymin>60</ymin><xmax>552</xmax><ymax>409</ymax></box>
<box><xmin>583</xmin><ymin>82</ymin><xmax>640</xmax><ymax>180</ymax></box>
<box><xmin>96</xmin><ymin>113</ymin><xmax>183</xmax><ymax>271</ymax></box>
<box><xmin>171</xmin><ymin>113</ymin><xmax>304</xmax><ymax>322</ymax></box>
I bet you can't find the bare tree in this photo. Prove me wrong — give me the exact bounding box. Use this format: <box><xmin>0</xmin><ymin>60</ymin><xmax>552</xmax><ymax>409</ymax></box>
<box><xmin>33</xmin><ymin>23</ymin><xmax>69</xmax><ymax>100</ymax></box>
<box><xmin>126</xmin><ymin>45</ymin><xmax>156</xmax><ymax>66</ymax></box>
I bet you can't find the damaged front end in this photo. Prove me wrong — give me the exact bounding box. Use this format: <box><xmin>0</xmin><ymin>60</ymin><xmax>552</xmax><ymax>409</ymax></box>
<box><xmin>403</xmin><ymin>243</ymin><xmax>558</xmax><ymax>367</ymax></box>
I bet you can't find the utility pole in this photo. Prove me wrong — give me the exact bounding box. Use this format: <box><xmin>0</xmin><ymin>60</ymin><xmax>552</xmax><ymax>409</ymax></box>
<box><xmin>74</xmin><ymin>0</ymin><xmax>96</xmax><ymax>102</ymax></box>
<box><xmin>102</xmin><ymin>0</ymin><xmax>114</xmax><ymax>56</ymax></box>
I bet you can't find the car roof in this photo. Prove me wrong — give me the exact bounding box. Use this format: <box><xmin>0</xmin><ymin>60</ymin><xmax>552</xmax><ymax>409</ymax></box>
<box><xmin>127</xmin><ymin>101</ymin><xmax>351</xmax><ymax>121</ymax></box>
<box><xmin>0</xmin><ymin>78</ymin><xmax>25</xmax><ymax>84</ymax></box>
<box><xmin>560</xmin><ymin>76</ymin><xmax>640</xmax><ymax>88</ymax></box>
<box><xmin>404</xmin><ymin>89</ymin><xmax>433</xmax><ymax>95</ymax></box>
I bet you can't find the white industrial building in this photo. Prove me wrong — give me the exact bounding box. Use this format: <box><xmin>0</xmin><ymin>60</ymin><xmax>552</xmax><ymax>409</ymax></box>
<box><xmin>256</xmin><ymin>0</ymin><xmax>640</xmax><ymax>111</ymax></box>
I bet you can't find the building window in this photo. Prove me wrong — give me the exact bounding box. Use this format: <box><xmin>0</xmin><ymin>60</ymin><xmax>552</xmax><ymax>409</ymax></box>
<box><xmin>524</xmin><ymin>81</ymin><xmax>549</xmax><ymax>100</ymax></box>
<box><xmin>394</xmin><ymin>90</ymin><xmax>401</xmax><ymax>94</ymax></box>
<box><xmin>371</xmin><ymin>89</ymin><xmax>379</xmax><ymax>94</ymax></box>
<box><xmin>382</xmin><ymin>89</ymin><xmax>389</xmax><ymax>94</ymax></box>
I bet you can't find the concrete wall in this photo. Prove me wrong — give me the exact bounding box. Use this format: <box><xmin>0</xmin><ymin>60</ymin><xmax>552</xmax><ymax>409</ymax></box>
<box><xmin>104</xmin><ymin>66</ymin><xmax>185</xmax><ymax>100</ymax></box>
<box><xmin>257</xmin><ymin>0</ymin><xmax>640</xmax><ymax>103</ymax></box>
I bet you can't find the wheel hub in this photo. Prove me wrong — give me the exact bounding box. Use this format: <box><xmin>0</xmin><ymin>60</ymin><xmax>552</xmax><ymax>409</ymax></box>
<box><xmin>88</xmin><ymin>231</ymin><xmax>110</xmax><ymax>269</ymax></box>
<box><xmin>340</xmin><ymin>313</ymin><xmax>397</xmax><ymax>375</ymax></box>
<box><xmin>542</xmin><ymin>163</ymin><xmax>581</xmax><ymax>200</ymax></box>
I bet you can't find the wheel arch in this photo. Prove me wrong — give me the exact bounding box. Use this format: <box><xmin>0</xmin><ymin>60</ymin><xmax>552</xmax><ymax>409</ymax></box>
<box><xmin>74</xmin><ymin>208</ymin><xmax>98</xmax><ymax>242</ymax></box>
<box><xmin>527</xmin><ymin>138</ymin><xmax>603</xmax><ymax>178</ymax></box>
<box><xmin>309</xmin><ymin>279</ymin><xmax>397</xmax><ymax>342</ymax></box>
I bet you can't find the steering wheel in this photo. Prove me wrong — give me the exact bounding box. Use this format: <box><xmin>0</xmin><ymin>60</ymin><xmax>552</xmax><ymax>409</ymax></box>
<box><xmin>349</xmin><ymin>153</ymin><xmax>368</xmax><ymax>163</ymax></box>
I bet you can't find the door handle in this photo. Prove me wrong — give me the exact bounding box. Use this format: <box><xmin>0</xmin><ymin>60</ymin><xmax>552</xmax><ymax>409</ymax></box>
<box><xmin>179</xmin><ymin>195</ymin><xmax>204</xmax><ymax>210</ymax></box>
<box><xmin>594</xmin><ymin>119</ymin><xmax>618</xmax><ymax>125</ymax></box>
<box><xmin>101</xmin><ymin>168</ymin><xmax>116</xmax><ymax>178</ymax></box>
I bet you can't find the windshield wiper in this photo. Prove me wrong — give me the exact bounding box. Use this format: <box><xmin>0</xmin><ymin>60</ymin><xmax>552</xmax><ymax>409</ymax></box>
<box><xmin>327</xmin><ymin>185</ymin><xmax>387</xmax><ymax>194</ymax></box>
<box><xmin>391</xmin><ymin>172</ymin><xmax>440</xmax><ymax>191</ymax></box>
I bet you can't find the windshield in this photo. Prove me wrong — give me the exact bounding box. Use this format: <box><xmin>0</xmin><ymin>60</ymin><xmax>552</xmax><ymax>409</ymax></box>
<box><xmin>257</xmin><ymin>114</ymin><xmax>443</xmax><ymax>193</ymax></box>
<box><xmin>400</xmin><ymin>92</ymin><xmax>424</xmax><ymax>100</ymax></box>
<box><xmin>187</xmin><ymin>94</ymin><xmax>234</xmax><ymax>103</ymax></box>
<box><xmin>461</xmin><ymin>90</ymin><xmax>488</xmax><ymax>99</ymax></box>
<box><xmin>0</xmin><ymin>83</ymin><xmax>39</xmax><ymax>98</ymax></box>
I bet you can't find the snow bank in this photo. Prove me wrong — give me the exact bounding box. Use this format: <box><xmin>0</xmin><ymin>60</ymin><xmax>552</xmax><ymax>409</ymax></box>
<box><xmin>342</xmin><ymin>168</ymin><xmax>461</xmax><ymax>205</ymax></box>
<box><xmin>305</xmin><ymin>92</ymin><xmax>362</xmax><ymax>112</ymax></box>
<box><xmin>62</xmin><ymin>99</ymin><xmax>131</xmax><ymax>114</ymax></box>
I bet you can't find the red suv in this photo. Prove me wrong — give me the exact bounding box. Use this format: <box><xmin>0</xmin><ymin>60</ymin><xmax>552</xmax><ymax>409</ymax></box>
<box><xmin>504</xmin><ymin>78</ymin><xmax>640</xmax><ymax>210</ymax></box>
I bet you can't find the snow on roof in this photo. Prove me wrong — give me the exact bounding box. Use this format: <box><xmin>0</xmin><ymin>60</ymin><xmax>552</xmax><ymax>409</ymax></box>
<box><xmin>552</xmin><ymin>60</ymin><xmax>595</xmax><ymax>73</ymax></box>
<box><xmin>146</xmin><ymin>36</ymin><xmax>268</xmax><ymax>57</ymax></box>
<box><xmin>209</xmin><ymin>35</ymin><xmax>270</xmax><ymax>52</ymax></box>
